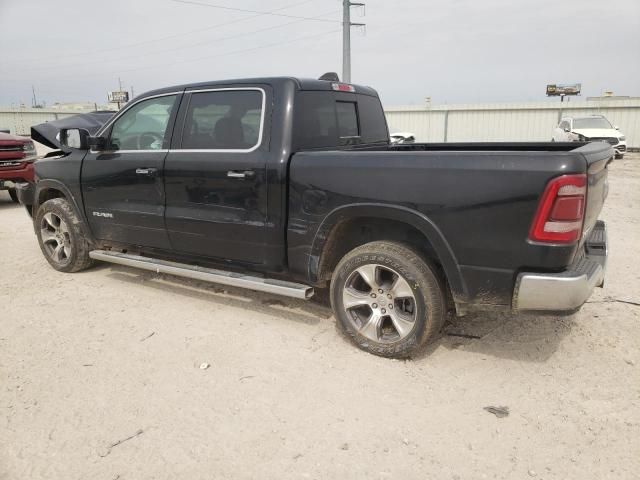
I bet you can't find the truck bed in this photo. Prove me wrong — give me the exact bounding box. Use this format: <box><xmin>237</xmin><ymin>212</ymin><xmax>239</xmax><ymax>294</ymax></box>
<box><xmin>391</xmin><ymin>141</ymin><xmax>588</xmax><ymax>152</ymax></box>
<box><xmin>287</xmin><ymin>141</ymin><xmax>612</xmax><ymax>311</ymax></box>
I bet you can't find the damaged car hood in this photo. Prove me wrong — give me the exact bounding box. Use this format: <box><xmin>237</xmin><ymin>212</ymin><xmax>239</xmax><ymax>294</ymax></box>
<box><xmin>31</xmin><ymin>111</ymin><xmax>115</xmax><ymax>149</ymax></box>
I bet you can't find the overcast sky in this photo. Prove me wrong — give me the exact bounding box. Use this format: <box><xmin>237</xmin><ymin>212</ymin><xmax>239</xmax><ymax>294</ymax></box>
<box><xmin>1</xmin><ymin>0</ymin><xmax>638</xmax><ymax>107</ymax></box>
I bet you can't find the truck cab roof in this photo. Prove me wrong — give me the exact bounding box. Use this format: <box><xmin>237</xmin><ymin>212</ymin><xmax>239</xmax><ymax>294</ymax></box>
<box><xmin>137</xmin><ymin>77</ymin><xmax>380</xmax><ymax>101</ymax></box>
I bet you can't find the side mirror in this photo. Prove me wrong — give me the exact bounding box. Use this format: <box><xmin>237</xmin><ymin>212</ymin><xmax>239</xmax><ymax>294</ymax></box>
<box><xmin>563</xmin><ymin>127</ymin><xmax>570</xmax><ymax>132</ymax></box>
<box><xmin>614</xmin><ymin>125</ymin><xmax>620</xmax><ymax>130</ymax></box>
<box><xmin>88</xmin><ymin>135</ymin><xmax>107</xmax><ymax>151</ymax></box>
<box><xmin>60</xmin><ymin>128</ymin><xmax>90</xmax><ymax>149</ymax></box>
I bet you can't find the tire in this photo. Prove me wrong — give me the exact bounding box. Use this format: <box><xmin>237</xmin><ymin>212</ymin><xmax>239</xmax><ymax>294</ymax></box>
<box><xmin>330</xmin><ymin>241</ymin><xmax>446</xmax><ymax>358</ymax></box>
<box><xmin>8</xmin><ymin>188</ymin><xmax>19</xmax><ymax>203</ymax></box>
<box><xmin>35</xmin><ymin>198</ymin><xmax>94</xmax><ymax>273</ymax></box>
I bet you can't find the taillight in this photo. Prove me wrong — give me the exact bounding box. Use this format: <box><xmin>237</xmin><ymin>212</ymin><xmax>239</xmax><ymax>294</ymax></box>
<box><xmin>529</xmin><ymin>174</ymin><xmax>587</xmax><ymax>244</ymax></box>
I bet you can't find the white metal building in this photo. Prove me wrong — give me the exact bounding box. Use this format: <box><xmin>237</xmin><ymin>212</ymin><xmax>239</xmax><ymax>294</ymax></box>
<box><xmin>0</xmin><ymin>107</ymin><xmax>115</xmax><ymax>137</ymax></box>
<box><xmin>2</xmin><ymin>98</ymin><xmax>639</xmax><ymax>149</ymax></box>
<box><xmin>385</xmin><ymin>98</ymin><xmax>640</xmax><ymax>149</ymax></box>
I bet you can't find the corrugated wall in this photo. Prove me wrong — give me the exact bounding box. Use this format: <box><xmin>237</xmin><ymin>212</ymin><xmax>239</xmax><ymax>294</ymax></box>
<box><xmin>385</xmin><ymin>99</ymin><xmax>640</xmax><ymax>148</ymax></box>
<box><xmin>0</xmin><ymin>108</ymin><xmax>93</xmax><ymax>136</ymax></box>
<box><xmin>2</xmin><ymin>100</ymin><xmax>640</xmax><ymax>148</ymax></box>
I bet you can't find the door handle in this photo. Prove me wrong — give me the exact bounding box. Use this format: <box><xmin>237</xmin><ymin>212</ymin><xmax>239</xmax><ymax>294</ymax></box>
<box><xmin>136</xmin><ymin>167</ymin><xmax>158</xmax><ymax>177</ymax></box>
<box><xmin>227</xmin><ymin>170</ymin><xmax>255</xmax><ymax>179</ymax></box>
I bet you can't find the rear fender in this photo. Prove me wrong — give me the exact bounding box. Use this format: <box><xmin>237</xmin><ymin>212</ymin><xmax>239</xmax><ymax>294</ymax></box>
<box><xmin>310</xmin><ymin>203</ymin><xmax>468</xmax><ymax>301</ymax></box>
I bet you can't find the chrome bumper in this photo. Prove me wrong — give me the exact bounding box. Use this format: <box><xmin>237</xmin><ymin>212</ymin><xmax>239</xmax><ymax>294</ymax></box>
<box><xmin>513</xmin><ymin>221</ymin><xmax>607</xmax><ymax>312</ymax></box>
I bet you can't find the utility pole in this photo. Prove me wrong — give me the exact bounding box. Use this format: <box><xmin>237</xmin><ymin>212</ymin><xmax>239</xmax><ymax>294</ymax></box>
<box><xmin>117</xmin><ymin>77</ymin><xmax>124</xmax><ymax>109</ymax></box>
<box><xmin>31</xmin><ymin>85</ymin><xmax>38</xmax><ymax>108</ymax></box>
<box><xmin>342</xmin><ymin>0</ymin><xmax>365</xmax><ymax>83</ymax></box>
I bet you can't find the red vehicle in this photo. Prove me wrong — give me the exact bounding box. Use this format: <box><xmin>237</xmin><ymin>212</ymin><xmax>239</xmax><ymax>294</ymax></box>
<box><xmin>0</xmin><ymin>131</ymin><xmax>37</xmax><ymax>202</ymax></box>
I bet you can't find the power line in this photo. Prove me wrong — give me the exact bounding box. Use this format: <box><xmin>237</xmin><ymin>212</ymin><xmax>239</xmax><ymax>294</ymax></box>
<box><xmin>19</xmin><ymin>0</ymin><xmax>316</xmax><ymax>63</ymax></box>
<box><xmin>167</xmin><ymin>28</ymin><xmax>341</xmax><ymax>67</ymax></box>
<box><xmin>14</xmin><ymin>9</ymin><xmax>339</xmax><ymax>75</ymax></box>
<box><xmin>172</xmin><ymin>0</ymin><xmax>341</xmax><ymax>23</ymax></box>
<box><xmin>116</xmin><ymin>28</ymin><xmax>342</xmax><ymax>74</ymax></box>
<box><xmin>19</xmin><ymin>28</ymin><xmax>341</xmax><ymax>83</ymax></box>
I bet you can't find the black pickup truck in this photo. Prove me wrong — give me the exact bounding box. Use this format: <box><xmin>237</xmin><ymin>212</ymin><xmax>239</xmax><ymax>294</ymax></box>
<box><xmin>17</xmin><ymin>76</ymin><xmax>610</xmax><ymax>358</ymax></box>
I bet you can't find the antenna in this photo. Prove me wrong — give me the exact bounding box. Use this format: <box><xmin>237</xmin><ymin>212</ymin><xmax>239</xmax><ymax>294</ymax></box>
<box><xmin>319</xmin><ymin>72</ymin><xmax>340</xmax><ymax>81</ymax></box>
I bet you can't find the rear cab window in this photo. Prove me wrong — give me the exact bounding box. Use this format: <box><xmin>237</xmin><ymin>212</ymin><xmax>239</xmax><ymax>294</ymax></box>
<box><xmin>336</xmin><ymin>102</ymin><xmax>359</xmax><ymax>140</ymax></box>
<box><xmin>293</xmin><ymin>90</ymin><xmax>388</xmax><ymax>150</ymax></box>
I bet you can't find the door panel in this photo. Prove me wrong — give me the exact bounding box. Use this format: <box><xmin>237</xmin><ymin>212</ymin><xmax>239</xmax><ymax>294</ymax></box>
<box><xmin>164</xmin><ymin>152</ymin><xmax>268</xmax><ymax>263</ymax></box>
<box><xmin>81</xmin><ymin>93</ymin><xmax>180</xmax><ymax>249</ymax></box>
<box><xmin>164</xmin><ymin>87</ymin><xmax>270</xmax><ymax>265</ymax></box>
<box><xmin>82</xmin><ymin>150</ymin><xmax>171</xmax><ymax>249</ymax></box>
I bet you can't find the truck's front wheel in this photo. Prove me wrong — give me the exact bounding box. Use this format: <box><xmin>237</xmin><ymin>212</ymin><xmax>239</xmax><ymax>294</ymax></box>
<box><xmin>35</xmin><ymin>198</ymin><xmax>94</xmax><ymax>273</ymax></box>
<box><xmin>330</xmin><ymin>241</ymin><xmax>446</xmax><ymax>358</ymax></box>
<box><xmin>8</xmin><ymin>188</ymin><xmax>19</xmax><ymax>203</ymax></box>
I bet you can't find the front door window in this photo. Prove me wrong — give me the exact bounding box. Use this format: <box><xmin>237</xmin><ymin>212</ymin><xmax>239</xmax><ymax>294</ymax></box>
<box><xmin>110</xmin><ymin>95</ymin><xmax>178</xmax><ymax>150</ymax></box>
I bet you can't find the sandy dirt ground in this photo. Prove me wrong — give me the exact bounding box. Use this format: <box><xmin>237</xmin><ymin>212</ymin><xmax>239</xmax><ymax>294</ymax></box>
<box><xmin>1</xmin><ymin>154</ymin><xmax>639</xmax><ymax>480</ymax></box>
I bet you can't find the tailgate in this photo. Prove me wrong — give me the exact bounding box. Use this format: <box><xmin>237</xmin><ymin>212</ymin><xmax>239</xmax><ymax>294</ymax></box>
<box><xmin>574</xmin><ymin>142</ymin><xmax>612</xmax><ymax>241</ymax></box>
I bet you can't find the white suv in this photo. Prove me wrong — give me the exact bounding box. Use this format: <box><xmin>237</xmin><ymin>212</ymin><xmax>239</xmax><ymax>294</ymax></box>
<box><xmin>552</xmin><ymin>115</ymin><xmax>627</xmax><ymax>159</ymax></box>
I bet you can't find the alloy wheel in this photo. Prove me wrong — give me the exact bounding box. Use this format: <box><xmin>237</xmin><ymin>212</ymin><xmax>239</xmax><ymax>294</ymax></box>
<box><xmin>40</xmin><ymin>212</ymin><xmax>72</xmax><ymax>264</ymax></box>
<box><xmin>342</xmin><ymin>264</ymin><xmax>417</xmax><ymax>343</ymax></box>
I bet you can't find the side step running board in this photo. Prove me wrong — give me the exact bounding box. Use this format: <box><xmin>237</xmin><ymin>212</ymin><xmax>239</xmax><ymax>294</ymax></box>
<box><xmin>89</xmin><ymin>250</ymin><xmax>314</xmax><ymax>300</ymax></box>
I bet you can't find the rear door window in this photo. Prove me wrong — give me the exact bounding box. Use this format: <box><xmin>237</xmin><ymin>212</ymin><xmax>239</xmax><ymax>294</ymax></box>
<box><xmin>181</xmin><ymin>89</ymin><xmax>264</xmax><ymax>150</ymax></box>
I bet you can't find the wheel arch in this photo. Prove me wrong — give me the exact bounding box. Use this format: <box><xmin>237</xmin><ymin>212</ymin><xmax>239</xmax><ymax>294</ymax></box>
<box><xmin>34</xmin><ymin>180</ymin><xmax>94</xmax><ymax>242</ymax></box>
<box><xmin>310</xmin><ymin>203</ymin><xmax>467</xmax><ymax>302</ymax></box>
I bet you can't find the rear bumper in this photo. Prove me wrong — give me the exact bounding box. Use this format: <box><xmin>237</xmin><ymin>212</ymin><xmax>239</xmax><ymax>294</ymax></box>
<box><xmin>513</xmin><ymin>221</ymin><xmax>607</xmax><ymax>312</ymax></box>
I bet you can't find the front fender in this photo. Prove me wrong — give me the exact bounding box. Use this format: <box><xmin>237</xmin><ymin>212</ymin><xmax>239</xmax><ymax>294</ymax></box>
<box><xmin>33</xmin><ymin>179</ymin><xmax>95</xmax><ymax>243</ymax></box>
<box><xmin>34</xmin><ymin>179</ymin><xmax>81</xmax><ymax>212</ymax></box>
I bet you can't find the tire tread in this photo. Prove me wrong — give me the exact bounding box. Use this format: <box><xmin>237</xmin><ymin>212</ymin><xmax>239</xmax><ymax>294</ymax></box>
<box><xmin>330</xmin><ymin>240</ymin><xmax>446</xmax><ymax>358</ymax></box>
<box><xmin>36</xmin><ymin>198</ymin><xmax>94</xmax><ymax>273</ymax></box>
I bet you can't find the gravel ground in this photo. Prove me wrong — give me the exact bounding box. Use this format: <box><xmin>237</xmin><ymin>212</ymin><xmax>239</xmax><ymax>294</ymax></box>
<box><xmin>1</xmin><ymin>154</ymin><xmax>639</xmax><ymax>480</ymax></box>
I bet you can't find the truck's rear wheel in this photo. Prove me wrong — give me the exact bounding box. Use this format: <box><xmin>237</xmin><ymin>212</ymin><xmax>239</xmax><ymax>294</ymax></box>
<box><xmin>35</xmin><ymin>198</ymin><xmax>94</xmax><ymax>273</ymax></box>
<box><xmin>330</xmin><ymin>241</ymin><xmax>446</xmax><ymax>358</ymax></box>
<box><xmin>8</xmin><ymin>188</ymin><xmax>19</xmax><ymax>203</ymax></box>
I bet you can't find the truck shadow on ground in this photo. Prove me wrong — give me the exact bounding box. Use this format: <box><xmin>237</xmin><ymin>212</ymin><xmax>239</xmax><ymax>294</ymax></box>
<box><xmin>103</xmin><ymin>263</ymin><xmax>574</xmax><ymax>363</ymax></box>
<box><xmin>416</xmin><ymin>311</ymin><xmax>575</xmax><ymax>363</ymax></box>
<box><xmin>0</xmin><ymin>195</ymin><xmax>20</xmax><ymax>210</ymax></box>
<box><xmin>105</xmin><ymin>265</ymin><xmax>333</xmax><ymax>327</ymax></box>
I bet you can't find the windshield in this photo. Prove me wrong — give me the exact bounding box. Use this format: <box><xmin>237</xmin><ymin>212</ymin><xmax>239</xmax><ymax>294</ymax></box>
<box><xmin>573</xmin><ymin>117</ymin><xmax>612</xmax><ymax>129</ymax></box>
